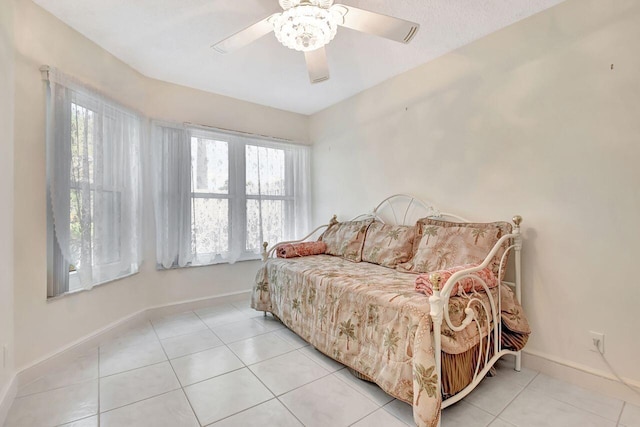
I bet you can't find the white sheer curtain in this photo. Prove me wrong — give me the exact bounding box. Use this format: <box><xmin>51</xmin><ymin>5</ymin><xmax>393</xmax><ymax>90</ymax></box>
<box><xmin>150</xmin><ymin>122</ymin><xmax>193</xmax><ymax>268</ymax></box>
<box><xmin>151</xmin><ymin>124</ymin><xmax>311</xmax><ymax>268</ymax></box>
<box><xmin>288</xmin><ymin>143</ymin><xmax>311</xmax><ymax>240</ymax></box>
<box><xmin>245</xmin><ymin>140</ymin><xmax>311</xmax><ymax>254</ymax></box>
<box><xmin>46</xmin><ymin>68</ymin><xmax>142</xmax><ymax>291</ymax></box>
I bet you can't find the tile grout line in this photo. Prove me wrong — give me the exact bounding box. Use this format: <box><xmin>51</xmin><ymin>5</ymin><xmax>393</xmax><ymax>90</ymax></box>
<box><xmin>176</xmin><ymin>321</ymin><xmax>281</xmax><ymax>425</ymax></box>
<box><xmin>381</xmin><ymin>400</ymin><xmax>415</xmax><ymax>426</ymax></box>
<box><xmin>14</xmin><ymin>376</ymin><xmax>98</xmax><ymax>400</ymax></box>
<box><xmin>345</xmin><ymin>405</ymin><xmax>384</xmax><ymax>427</ymax></box>
<box><xmin>98</xmin><ymin>388</ymin><xmax>182</xmax><ymax>417</ymax></box>
<box><xmin>294</xmin><ymin>348</ymin><xmax>403</xmax><ymax>411</ymax></box>
<box><xmin>489</xmin><ymin>371</ymin><xmax>540</xmax><ymax>422</ymax></box>
<box><xmin>250</xmin><ymin>355</ymin><xmax>337</xmax><ymax>398</ymax></box>
<box><xmin>617</xmin><ymin>401</ymin><xmax>626</xmax><ymax>426</ymax></box>
<box><xmin>196</xmin><ymin>309</ymin><xmax>278</xmax><ymax>345</ymax></box>
<box><xmin>243</xmin><ymin>364</ymin><xmax>307</xmax><ymax>426</ymax></box>
<box><xmin>192</xmin><ymin>306</ymin><xmax>245</xmax><ymax>333</ymax></box>
<box><xmin>249</xmin><ymin>351</ymin><xmax>386</xmax><ymax>426</ymax></box>
<box><xmin>227</xmin><ymin>337</ymin><xmax>302</xmax><ymax>367</ymax></box>
<box><xmin>14</xmin><ymin>349</ymin><xmax>102</xmax><ymax>400</ymax></box>
<box><xmin>199</xmin><ymin>398</ymin><xmax>289</xmax><ymax>427</ymax></box>
<box><xmin>170</xmin><ymin>314</ymin><xmax>301</xmax><ymax>426</ymax></box>
<box><xmin>178</xmin><ymin>365</ymin><xmax>248</xmax><ymax>389</ymax></box>
<box><xmin>166</xmin><ymin>340</ymin><xmax>228</xmax><ymax>362</ymax></box>
<box><xmin>526</xmin><ymin>373</ymin><xmax>628</xmax><ymax>423</ymax></box>
<box><xmin>229</xmin><ymin>319</ymin><xmax>337</xmax><ymax>426</ymax></box>
<box><xmin>464</xmin><ymin>371</ymin><xmax>540</xmax><ymax>422</ymax></box>
<box><xmin>330</xmin><ymin>367</ymin><xmax>394</xmax><ymax>407</ymax></box>
<box><xmin>99</xmin><ymin>359</ymin><xmax>167</xmax><ymax>380</ymax></box>
<box><xmin>99</xmin><ymin>372</ymin><xmax>182</xmax><ymax>415</ymax></box>
<box><xmin>212</xmin><ymin>313</ymin><xmax>391</xmax><ymax>425</ymax></box>
<box><xmin>151</xmin><ymin>312</ymin><xmax>203</xmax><ymax>426</ymax></box>
<box><xmin>275</xmin><ymin>395</ymin><xmax>307</xmax><ymax>427</ymax></box>
<box><xmin>52</xmin><ymin>414</ymin><xmax>98</xmax><ymax>427</ymax></box>
<box><xmin>487</xmin><ymin>368</ymin><xmax>625</xmax><ymax>425</ymax></box>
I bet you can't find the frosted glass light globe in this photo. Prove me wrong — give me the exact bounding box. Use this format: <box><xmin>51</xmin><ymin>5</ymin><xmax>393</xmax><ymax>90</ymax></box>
<box><xmin>273</xmin><ymin>5</ymin><xmax>338</xmax><ymax>52</ymax></box>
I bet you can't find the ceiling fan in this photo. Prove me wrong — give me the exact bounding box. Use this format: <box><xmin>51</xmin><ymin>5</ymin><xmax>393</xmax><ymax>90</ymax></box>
<box><xmin>211</xmin><ymin>0</ymin><xmax>420</xmax><ymax>84</ymax></box>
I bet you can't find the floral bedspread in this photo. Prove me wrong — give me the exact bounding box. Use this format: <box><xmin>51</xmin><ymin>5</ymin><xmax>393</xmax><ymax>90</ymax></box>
<box><xmin>251</xmin><ymin>255</ymin><xmax>529</xmax><ymax>427</ymax></box>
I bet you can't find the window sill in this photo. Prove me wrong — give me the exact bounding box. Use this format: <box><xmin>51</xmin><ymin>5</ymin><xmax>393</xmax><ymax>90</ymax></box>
<box><xmin>47</xmin><ymin>270</ymin><xmax>139</xmax><ymax>302</ymax></box>
<box><xmin>156</xmin><ymin>254</ymin><xmax>262</xmax><ymax>271</ymax></box>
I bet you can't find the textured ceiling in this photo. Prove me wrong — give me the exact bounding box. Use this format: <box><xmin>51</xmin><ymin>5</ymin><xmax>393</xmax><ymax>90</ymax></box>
<box><xmin>33</xmin><ymin>0</ymin><xmax>565</xmax><ymax>115</ymax></box>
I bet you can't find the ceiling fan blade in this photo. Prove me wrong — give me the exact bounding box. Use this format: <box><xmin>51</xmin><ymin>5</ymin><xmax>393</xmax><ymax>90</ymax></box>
<box><xmin>332</xmin><ymin>5</ymin><xmax>419</xmax><ymax>44</ymax></box>
<box><xmin>304</xmin><ymin>47</ymin><xmax>330</xmax><ymax>84</ymax></box>
<box><xmin>212</xmin><ymin>14</ymin><xmax>277</xmax><ymax>54</ymax></box>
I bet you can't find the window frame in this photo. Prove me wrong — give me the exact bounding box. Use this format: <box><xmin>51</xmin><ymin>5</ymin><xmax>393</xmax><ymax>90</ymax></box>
<box><xmin>68</xmin><ymin>99</ymin><xmax>126</xmax><ymax>273</ymax></box>
<box><xmin>46</xmin><ymin>74</ymin><xmax>142</xmax><ymax>299</ymax></box>
<box><xmin>186</xmin><ymin>129</ymin><xmax>299</xmax><ymax>265</ymax></box>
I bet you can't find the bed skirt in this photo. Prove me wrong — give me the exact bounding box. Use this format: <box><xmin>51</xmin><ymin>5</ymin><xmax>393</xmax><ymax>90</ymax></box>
<box><xmin>348</xmin><ymin>325</ymin><xmax>528</xmax><ymax>398</ymax></box>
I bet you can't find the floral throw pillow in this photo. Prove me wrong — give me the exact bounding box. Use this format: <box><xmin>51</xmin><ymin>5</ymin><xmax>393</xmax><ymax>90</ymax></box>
<box><xmin>362</xmin><ymin>222</ymin><xmax>416</xmax><ymax>268</ymax></box>
<box><xmin>320</xmin><ymin>219</ymin><xmax>374</xmax><ymax>262</ymax></box>
<box><xmin>397</xmin><ymin>218</ymin><xmax>512</xmax><ymax>281</ymax></box>
<box><xmin>415</xmin><ymin>264</ymin><xmax>498</xmax><ymax>297</ymax></box>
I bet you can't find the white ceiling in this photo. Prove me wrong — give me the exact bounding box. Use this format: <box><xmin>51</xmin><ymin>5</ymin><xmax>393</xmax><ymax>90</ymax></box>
<box><xmin>33</xmin><ymin>0</ymin><xmax>565</xmax><ymax>115</ymax></box>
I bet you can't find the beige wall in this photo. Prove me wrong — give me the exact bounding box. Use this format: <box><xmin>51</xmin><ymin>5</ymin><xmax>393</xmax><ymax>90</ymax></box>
<box><xmin>0</xmin><ymin>0</ymin><xmax>16</xmax><ymax>402</ymax></box>
<box><xmin>12</xmin><ymin>0</ymin><xmax>309</xmax><ymax>369</ymax></box>
<box><xmin>310</xmin><ymin>0</ymin><xmax>640</xmax><ymax>385</ymax></box>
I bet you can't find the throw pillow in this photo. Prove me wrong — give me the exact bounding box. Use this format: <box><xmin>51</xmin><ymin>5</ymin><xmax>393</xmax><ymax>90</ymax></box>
<box><xmin>361</xmin><ymin>222</ymin><xmax>416</xmax><ymax>268</ymax></box>
<box><xmin>320</xmin><ymin>219</ymin><xmax>374</xmax><ymax>262</ymax></box>
<box><xmin>398</xmin><ymin>218</ymin><xmax>512</xmax><ymax>281</ymax></box>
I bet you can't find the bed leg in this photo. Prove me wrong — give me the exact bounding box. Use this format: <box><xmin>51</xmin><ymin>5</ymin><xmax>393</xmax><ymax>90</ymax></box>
<box><xmin>515</xmin><ymin>351</ymin><xmax>522</xmax><ymax>372</ymax></box>
<box><xmin>263</xmin><ymin>311</ymin><xmax>267</xmax><ymax>317</ymax></box>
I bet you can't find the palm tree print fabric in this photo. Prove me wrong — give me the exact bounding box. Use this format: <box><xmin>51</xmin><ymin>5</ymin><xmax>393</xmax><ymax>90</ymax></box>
<box><xmin>276</xmin><ymin>241</ymin><xmax>327</xmax><ymax>258</ymax></box>
<box><xmin>415</xmin><ymin>264</ymin><xmax>498</xmax><ymax>297</ymax></box>
<box><xmin>319</xmin><ymin>219</ymin><xmax>374</xmax><ymax>262</ymax></box>
<box><xmin>251</xmin><ymin>255</ymin><xmax>530</xmax><ymax>427</ymax></box>
<box><xmin>362</xmin><ymin>222</ymin><xmax>416</xmax><ymax>268</ymax></box>
<box><xmin>398</xmin><ymin>219</ymin><xmax>513</xmax><ymax>282</ymax></box>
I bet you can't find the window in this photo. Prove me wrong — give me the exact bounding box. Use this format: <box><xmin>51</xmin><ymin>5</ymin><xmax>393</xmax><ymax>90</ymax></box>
<box><xmin>46</xmin><ymin>69</ymin><xmax>142</xmax><ymax>297</ymax></box>
<box><xmin>245</xmin><ymin>144</ymin><xmax>287</xmax><ymax>252</ymax></box>
<box><xmin>191</xmin><ymin>136</ymin><xmax>230</xmax><ymax>258</ymax></box>
<box><xmin>152</xmin><ymin>124</ymin><xmax>310</xmax><ymax>268</ymax></box>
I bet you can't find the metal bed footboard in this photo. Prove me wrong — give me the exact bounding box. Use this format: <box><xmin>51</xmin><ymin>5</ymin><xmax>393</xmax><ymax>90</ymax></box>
<box><xmin>430</xmin><ymin>215</ymin><xmax>523</xmax><ymax>416</ymax></box>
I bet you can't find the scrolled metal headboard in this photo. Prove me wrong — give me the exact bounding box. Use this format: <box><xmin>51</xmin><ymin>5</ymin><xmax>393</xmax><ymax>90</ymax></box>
<box><xmin>352</xmin><ymin>194</ymin><xmax>470</xmax><ymax>225</ymax></box>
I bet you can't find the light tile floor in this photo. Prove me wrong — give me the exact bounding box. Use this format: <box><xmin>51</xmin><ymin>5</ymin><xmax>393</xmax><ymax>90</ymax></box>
<box><xmin>5</xmin><ymin>296</ymin><xmax>640</xmax><ymax>427</ymax></box>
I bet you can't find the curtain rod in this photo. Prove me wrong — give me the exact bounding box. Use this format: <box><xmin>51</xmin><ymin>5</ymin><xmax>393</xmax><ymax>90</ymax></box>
<box><xmin>183</xmin><ymin>122</ymin><xmax>299</xmax><ymax>145</ymax></box>
<box><xmin>39</xmin><ymin>65</ymin><xmax>145</xmax><ymax>118</ymax></box>
<box><xmin>41</xmin><ymin>65</ymin><xmax>302</xmax><ymax>145</ymax></box>
<box><xmin>40</xmin><ymin>65</ymin><xmax>51</xmax><ymax>80</ymax></box>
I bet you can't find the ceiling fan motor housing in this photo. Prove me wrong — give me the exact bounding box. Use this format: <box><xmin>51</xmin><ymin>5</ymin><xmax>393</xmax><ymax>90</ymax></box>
<box><xmin>279</xmin><ymin>0</ymin><xmax>334</xmax><ymax>11</ymax></box>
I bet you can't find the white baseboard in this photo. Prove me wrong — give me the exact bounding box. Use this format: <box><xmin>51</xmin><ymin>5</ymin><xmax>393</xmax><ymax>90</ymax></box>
<box><xmin>523</xmin><ymin>349</ymin><xmax>640</xmax><ymax>406</ymax></box>
<box><xmin>0</xmin><ymin>375</ymin><xmax>17</xmax><ymax>427</ymax></box>
<box><xmin>1</xmin><ymin>289</ymin><xmax>252</xmax><ymax>418</ymax></box>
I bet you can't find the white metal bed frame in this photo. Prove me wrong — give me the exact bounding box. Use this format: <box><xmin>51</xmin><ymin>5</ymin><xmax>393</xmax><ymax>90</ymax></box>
<box><xmin>260</xmin><ymin>194</ymin><xmax>523</xmax><ymax>425</ymax></box>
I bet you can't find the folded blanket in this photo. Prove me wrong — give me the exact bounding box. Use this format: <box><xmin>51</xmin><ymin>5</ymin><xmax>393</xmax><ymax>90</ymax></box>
<box><xmin>415</xmin><ymin>264</ymin><xmax>498</xmax><ymax>297</ymax></box>
<box><xmin>276</xmin><ymin>241</ymin><xmax>327</xmax><ymax>258</ymax></box>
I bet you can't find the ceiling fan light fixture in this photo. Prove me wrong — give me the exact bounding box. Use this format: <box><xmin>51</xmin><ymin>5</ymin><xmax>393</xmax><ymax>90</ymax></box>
<box><xmin>273</xmin><ymin>5</ymin><xmax>339</xmax><ymax>52</ymax></box>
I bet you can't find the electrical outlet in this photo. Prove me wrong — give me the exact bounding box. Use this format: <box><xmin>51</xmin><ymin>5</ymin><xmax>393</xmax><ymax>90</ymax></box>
<box><xmin>589</xmin><ymin>331</ymin><xmax>605</xmax><ymax>354</ymax></box>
